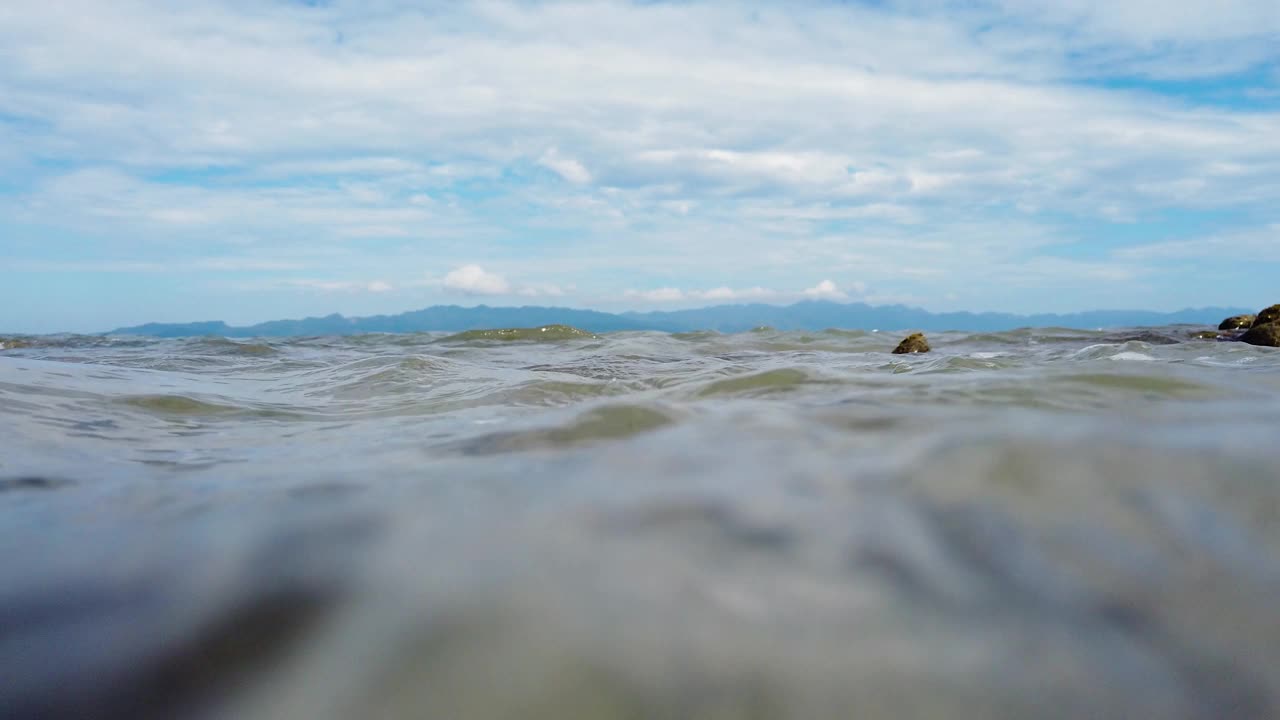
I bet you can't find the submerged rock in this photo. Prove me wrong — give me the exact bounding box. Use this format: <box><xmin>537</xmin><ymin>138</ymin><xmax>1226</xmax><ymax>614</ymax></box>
<box><xmin>1103</xmin><ymin>331</ymin><xmax>1181</xmax><ymax>345</ymax></box>
<box><xmin>0</xmin><ymin>337</ymin><xmax>32</xmax><ymax>350</ymax></box>
<box><xmin>1241</xmin><ymin>323</ymin><xmax>1280</xmax><ymax>347</ymax></box>
<box><xmin>1188</xmin><ymin>330</ymin><xmax>1219</xmax><ymax>340</ymax></box>
<box><xmin>439</xmin><ymin>325</ymin><xmax>597</xmax><ymax>342</ymax></box>
<box><xmin>0</xmin><ymin>476</ymin><xmax>74</xmax><ymax>493</ymax></box>
<box><xmin>1252</xmin><ymin>305</ymin><xmax>1280</xmax><ymax>328</ymax></box>
<box><xmin>1219</xmin><ymin>314</ymin><xmax>1256</xmax><ymax>331</ymax></box>
<box><xmin>892</xmin><ymin>332</ymin><xmax>931</xmax><ymax>354</ymax></box>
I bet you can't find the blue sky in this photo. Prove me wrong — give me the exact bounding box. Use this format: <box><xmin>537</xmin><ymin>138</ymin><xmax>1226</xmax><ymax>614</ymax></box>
<box><xmin>1</xmin><ymin>0</ymin><xmax>1278</xmax><ymax>333</ymax></box>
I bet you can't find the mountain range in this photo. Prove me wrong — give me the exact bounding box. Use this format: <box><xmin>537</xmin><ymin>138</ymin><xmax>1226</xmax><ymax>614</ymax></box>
<box><xmin>107</xmin><ymin>301</ymin><xmax>1249</xmax><ymax>337</ymax></box>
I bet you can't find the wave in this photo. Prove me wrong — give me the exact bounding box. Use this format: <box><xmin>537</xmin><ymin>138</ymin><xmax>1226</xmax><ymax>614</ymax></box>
<box><xmin>3</xmin><ymin>325</ymin><xmax>1280</xmax><ymax>718</ymax></box>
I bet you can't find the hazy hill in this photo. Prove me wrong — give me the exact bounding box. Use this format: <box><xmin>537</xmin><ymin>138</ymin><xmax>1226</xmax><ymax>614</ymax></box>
<box><xmin>107</xmin><ymin>301</ymin><xmax>1249</xmax><ymax>337</ymax></box>
<box><xmin>622</xmin><ymin>301</ymin><xmax>1250</xmax><ymax>333</ymax></box>
<box><xmin>111</xmin><ymin>306</ymin><xmax>650</xmax><ymax>337</ymax></box>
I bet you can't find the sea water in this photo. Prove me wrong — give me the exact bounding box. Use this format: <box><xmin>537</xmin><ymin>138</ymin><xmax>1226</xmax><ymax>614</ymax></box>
<box><xmin>1</xmin><ymin>326</ymin><xmax>1278</xmax><ymax>719</ymax></box>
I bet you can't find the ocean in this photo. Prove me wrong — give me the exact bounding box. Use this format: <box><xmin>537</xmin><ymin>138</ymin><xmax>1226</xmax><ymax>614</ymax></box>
<box><xmin>2</xmin><ymin>326</ymin><xmax>1278</xmax><ymax>719</ymax></box>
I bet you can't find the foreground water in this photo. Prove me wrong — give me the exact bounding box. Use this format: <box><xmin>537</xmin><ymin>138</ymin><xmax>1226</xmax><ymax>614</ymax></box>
<box><xmin>2</xmin><ymin>326</ymin><xmax>1279</xmax><ymax>719</ymax></box>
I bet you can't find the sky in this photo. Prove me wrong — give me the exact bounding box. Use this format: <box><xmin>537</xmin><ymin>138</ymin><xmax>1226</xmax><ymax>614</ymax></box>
<box><xmin>1</xmin><ymin>0</ymin><xmax>1278</xmax><ymax>333</ymax></box>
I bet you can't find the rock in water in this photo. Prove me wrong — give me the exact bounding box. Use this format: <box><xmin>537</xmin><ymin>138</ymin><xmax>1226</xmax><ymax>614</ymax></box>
<box><xmin>1218</xmin><ymin>314</ymin><xmax>1256</xmax><ymax>330</ymax></box>
<box><xmin>438</xmin><ymin>325</ymin><xmax>598</xmax><ymax>342</ymax></box>
<box><xmin>1252</xmin><ymin>305</ymin><xmax>1280</xmax><ymax>328</ymax></box>
<box><xmin>1188</xmin><ymin>330</ymin><xmax>1219</xmax><ymax>340</ymax></box>
<box><xmin>1241</xmin><ymin>323</ymin><xmax>1280</xmax><ymax>347</ymax></box>
<box><xmin>892</xmin><ymin>332</ymin><xmax>931</xmax><ymax>354</ymax></box>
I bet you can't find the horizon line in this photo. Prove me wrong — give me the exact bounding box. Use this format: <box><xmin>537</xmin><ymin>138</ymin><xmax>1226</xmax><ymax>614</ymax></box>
<box><xmin>77</xmin><ymin>299</ymin><xmax>1259</xmax><ymax>336</ymax></box>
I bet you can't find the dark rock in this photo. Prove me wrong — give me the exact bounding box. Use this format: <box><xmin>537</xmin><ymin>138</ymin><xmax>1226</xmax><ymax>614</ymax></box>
<box><xmin>1252</xmin><ymin>305</ymin><xmax>1280</xmax><ymax>328</ymax></box>
<box><xmin>1241</xmin><ymin>323</ymin><xmax>1280</xmax><ymax>347</ymax></box>
<box><xmin>438</xmin><ymin>325</ymin><xmax>597</xmax><ymax>342</ymax></box>
<box><xmin>892</xmin><ymin>332</ymin><xmax>931</xmax><ymax>354</ymax></box>
<box><xmin>0</xmin><ymin>477</ymin><xmax>74</xmax><ymax>493</ymax></box>
<box><xmin>1104</xmin><ymin>331</ymin><xmax>1181</xmax><ymax>345</ymax></box>
<box><xmin>1188</xmin><ymin>330</ymin><xmax>1219</xmax><ymax>340</ymax></box>
<box><xmin>1219</xmin><ymin>315</ymin><xmax>1256</xmax><ymax>331</ymax></box>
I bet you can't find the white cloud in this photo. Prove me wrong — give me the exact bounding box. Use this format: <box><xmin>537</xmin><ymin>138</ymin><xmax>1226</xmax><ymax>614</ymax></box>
<box><xmin>4</xmin><ymin>257</ymin><xmax>306</xmax><ymax>273</ymax></box>
<box><xmin>634</xmin><ymin>149</ymin><xmax>853</xmax><ymax>188</ymax></box>
<box><xmin>624</xmin><ymin>280</ymin><xmax>865</xmax><ymax>304</ymax></box>
<box><xmin>1113</xmin><ymin>224</ymin><xmax>1280</xmax><ymax>262</ymax></box>
<box><xmin>518</xmin><ymin>283</ymin><xmax>566</xmax><ymax>297</ymax></box>
<box><xmin>741</xmin><ymin>201</ymin><xmax>922</xmax><ymax>225</ymax></box>
<box><xmin>700</xmin><ymin>286</ymin><xmax>738</xmax><ymax>300</ymax></box>
<box><xmin>443</xmin><ymin>264</ymin><xmax>511</xmax><ymax>295</ymax></box>
<box><xmin>538</xmin><ymin>148</ymin><xmax>592</xmax><ymax>185</ymax></box>
<box><xmin>700</xmin><ymin>286</ymin><xmax>779</xmax><ymax>301</ymax></box>
<box><xmin>259</xmin><ymin>157</ymin><xmax>425</xmax><ymax>178</ymax></box>
<box><xmin>802</xmin><ymin>280</ymin><xmax>849</xmax><ymax>300</ymax></box>
<box><xmin>980</xmin><ymin>0</ymin><xmax>1280</xmax><ymax>46</ymax></box>
<box><xmin>625</xmin><ymin>287</ymin><xmax>686</xmax><ymax>302</ymax></box>
<box><xmin>14</xmin><ymin>167</ymin><xmax>451</xmax><ymax>242</ymax></box>
<box><xmin>439</xmin><ymin>265</ymin><xmax>566</xmax><ymax>297</ymax></box>
<box><xmin>285</xmin><ymin>279</ymin><xmax>396</xmax><ymax>293</ymax></box>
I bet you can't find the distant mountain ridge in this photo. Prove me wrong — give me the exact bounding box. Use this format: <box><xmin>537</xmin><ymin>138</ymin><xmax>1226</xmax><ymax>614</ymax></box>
<box><xmin>107</xmin><ymin>301</ymin><xmax>1250</xmax><ymax>337</ymax></box>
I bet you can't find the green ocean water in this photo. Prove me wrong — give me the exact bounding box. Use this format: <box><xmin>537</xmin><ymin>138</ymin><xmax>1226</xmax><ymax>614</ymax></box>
<box><xmin>2</xmin><ymin>326</ymin><xmax>1279</xmax><ymax>719</ymax></box>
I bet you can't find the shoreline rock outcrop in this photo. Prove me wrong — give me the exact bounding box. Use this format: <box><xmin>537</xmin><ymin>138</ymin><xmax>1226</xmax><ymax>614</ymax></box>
<box><xmin>1211</xmin><ymin>304</ymin><xmax>1279</xmax><ymax>347</ymax></box>
<box><xmin>892</xmin><ymin>332</ymin><xmax>931</xmax><ymax>354</ymax></box>
<box><xmin>1252</xmin><ymin>305</ymin><xmax>1280</xmax><ymax>328</ymax></box>
<box><xmin>1218</xmin><ymin>315</ymin><xmax>1255</xmax><ymax>331</ymax></box>
<box><xmin>1241</xmin><ymin>323</ymin><xmax>1280</xmax><ymax>347</ymax></box>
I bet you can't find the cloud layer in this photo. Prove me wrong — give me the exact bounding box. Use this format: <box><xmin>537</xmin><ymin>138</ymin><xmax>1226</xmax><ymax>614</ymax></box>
<box><xmin>1</xmin><ymin>0</ymin><xmax>1278</xmax><ymax>330</ymax></box>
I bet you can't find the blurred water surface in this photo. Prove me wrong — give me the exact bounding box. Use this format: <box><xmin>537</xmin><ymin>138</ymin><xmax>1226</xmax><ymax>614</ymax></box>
<box><xmin>2</xmin><ymin>326</ymin><xmax>1278</xmax><ymax>719</ymax></box>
